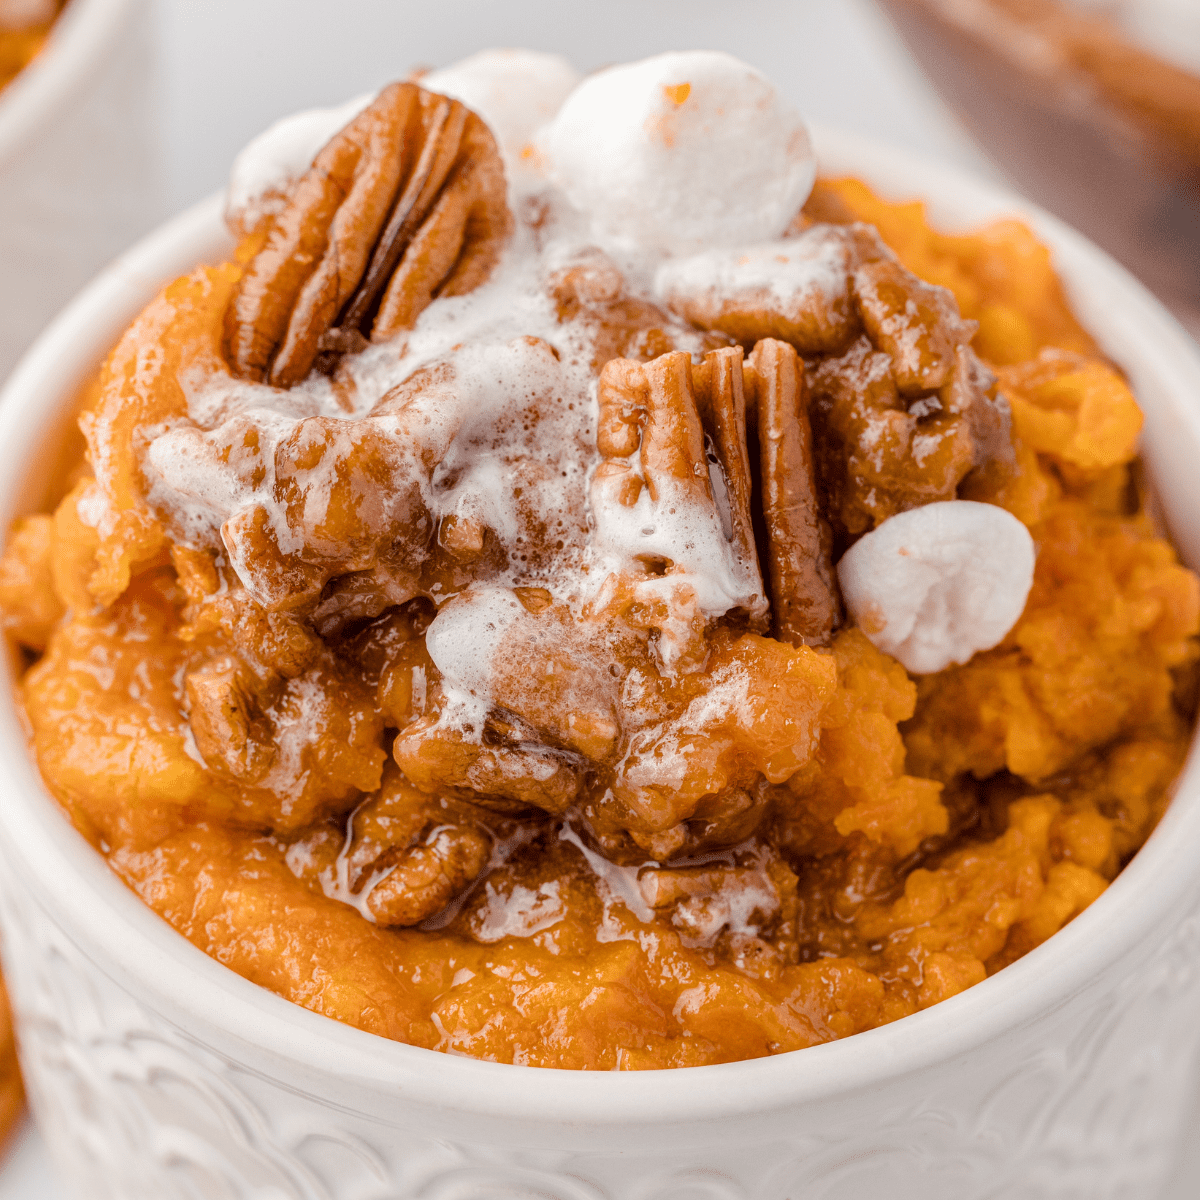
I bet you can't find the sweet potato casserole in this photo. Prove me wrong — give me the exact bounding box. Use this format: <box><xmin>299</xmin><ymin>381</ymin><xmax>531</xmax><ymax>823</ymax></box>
<box><xmin>2</xmin><ymin>50</ymin><xmax>1197</xmax><ymax>1069</ymax></box>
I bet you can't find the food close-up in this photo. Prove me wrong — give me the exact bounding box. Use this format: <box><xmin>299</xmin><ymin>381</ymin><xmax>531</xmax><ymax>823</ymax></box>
<box><xmin>1</xmin><ymin>46</ymin><xmax>1195</xmax><ymax>1071</ymax></box>
<box><xmin>1</xmin><ymin>4</ymin><xmax>1200</xmax><ymax>1198</ymax></box>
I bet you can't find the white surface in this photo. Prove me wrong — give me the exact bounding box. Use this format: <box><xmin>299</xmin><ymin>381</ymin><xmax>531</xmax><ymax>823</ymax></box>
<box><xmin>0</xmin><ymin>1</ymin><xmax>1195</xmax><ymax>1195</ymax></box>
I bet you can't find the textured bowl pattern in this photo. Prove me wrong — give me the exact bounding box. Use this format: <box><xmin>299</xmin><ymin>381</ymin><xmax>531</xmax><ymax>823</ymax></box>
<box><xmin>2</xmin><ymin>854</ymin><xmax>1200</xmax><ymax>1199</ymax></box>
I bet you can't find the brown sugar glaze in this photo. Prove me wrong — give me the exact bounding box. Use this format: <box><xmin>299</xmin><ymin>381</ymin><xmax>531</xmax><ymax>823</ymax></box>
<box><xmin>2</xmin><ymin>83</ymin><xmax>1198</xmax><ymax>1068</ymax></box>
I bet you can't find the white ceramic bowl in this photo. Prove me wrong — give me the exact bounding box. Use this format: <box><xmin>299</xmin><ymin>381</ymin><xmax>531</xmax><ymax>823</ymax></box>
<box><xmin>0</xmin><ymin>0</ymin><xmax>157</xmax><ymax>382</ymax></box>
<box><xmin>0</xmin><ymin>129</ymin><xmax>1198</xmax><ymax>1200</ymax></box>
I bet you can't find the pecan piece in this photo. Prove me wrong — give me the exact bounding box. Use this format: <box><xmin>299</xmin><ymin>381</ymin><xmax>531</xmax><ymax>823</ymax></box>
<box><xmin>690</xmin><ymin>346</ymin><xmax>764</xmax><ymax>623</ymax></box>
<box><xmin>287</xmin><ymin>764</ymin><xmax>514</xmax><ymax>927</ymax></box>
<box><xmin>639</xmin><ymin>861</ymin><xmax>781</xmax><ymax>943</ymax></box>
<box><xmin>655</xmin><ymin>225</ymin><xmax>858</xmax><ymax>355</ymax></box>
<box><xmin>225</xmin><ymin>81</ymin><xmax>510</xmax><ymax>388</ymax></box>
<box><xmin>363</xmin><ymin>824</ymin><xmax>492</xmax><ymax>926</ymax></box>
<box><xmin>185</xmin><ymin>655</ymin><xmax>278</xmax><ymax>784</ymax></box>
<box><xmin>596</xmin><ymin>356</ymin><xmax>649</xmax><ymax>461</ymax></box>
<box><xmin>591</xmin><ymin>351</ymin><xmax>767</xmax><ymax>631</ymax></box>
<box><xmin>654</xmin><ymin>220</ymin><xmax>1010</xmax><ymax>537</ymax></box>
<box><xmin>393</xmin><ymin>709</ymin><xmax>586</xmax><ymax>816</ymax></box>
<box><xmin>550</xmin><ymin>247</ymin><xmax>724</xmax><ymax>368</ymax></box>
<box><xmin>640</xmin><ymin>350</ymin><xmax>712</xmax><ymax>508</ymax></box>
<box><xmin>745</xmin><ymin>338</ymin><xmax>840</xmax><ymax>647</ymax></box>
<box><xmin>184</xmin><ymin>648</ymin><xmax>386</xmax><ymax>833</ymax></box>
<box><xmin>595</xmin><ymin>344</ymin><xmax>835</xmax><ymax>644</ymax></box>
<box><xmin>593</xmin><ymin>351</ymin><xmax>719</xmax><ymax>521</ymax></box>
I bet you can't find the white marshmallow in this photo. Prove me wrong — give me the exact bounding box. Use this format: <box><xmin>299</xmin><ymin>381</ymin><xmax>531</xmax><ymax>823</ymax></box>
<box><xmin>540</xmin><ymin>50</ymin><xmax>815</xmax><ymax>255</ymax></box>
<box><xmin>226</xmin><ymin>94</ymin><xmax>373</xmax><ymax>231</ymax></box>
<box><xmin>836</xmin><ymin>500</ymin><xmax>1036</xmax><ymax>675</ymax></box>
<box><xmin>421</xmin><ymin>48</ymin><xmax>580</xmax><ymax>179</ymax></box>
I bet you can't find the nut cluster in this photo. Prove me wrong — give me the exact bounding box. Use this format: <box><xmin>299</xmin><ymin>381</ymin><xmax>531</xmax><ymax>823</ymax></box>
<box><xmin>596</xmin><ymin>340</ymin><xmax>841</xmax><ymax>646</ymax></box>
<box><xmin>225</xmin><ymin>81</ymin><xmax>511</xmax><ymax>388</ymax></box>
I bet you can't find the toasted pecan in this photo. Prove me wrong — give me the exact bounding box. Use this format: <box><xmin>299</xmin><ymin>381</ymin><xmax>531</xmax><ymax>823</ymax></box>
<box><xmin>598</xmin><ymin>343</ymin><xmax>835</xmax><ymax>644</ymax></box>
<box><xmin>690</xmin><ymin>347</ymin><xmax>763</xmax><ymax>620</ymax></box>
<box><xmin>640</xmin><ymin>351</ymin><xmax>712</xmax><ymax>508</ymax></box>
<box><xmin>225</xmin><ymin>82</ymin><xmax>510</xmax><ymax>388</ymax></box>
<box><xmin>745</xmin><ymin>339</ymin><xmax>840</xmax><ymax>646</ymax></box>
<box><xmin>593</xmin><ymin>352</ymin><xmax>713</xmax><ymax>517</ymax></box>
<box><xmin>286</xmin><ymin>764</ymin><xmax>509</xmax><ymax>927</ymax></box>
<box><xmin>657</xmin><ymin>222</ymin><xmax>1010</xmax><ymax>536</ymax></box>
<box><xmin>363</xmin><ymin>824</ymin><xmax>492</xmax><ymax>926</ymax></box>
<box><xmin>596</xmin><ymin>356</ymin><xmax>649</xmax><ymax>461</ymax></box>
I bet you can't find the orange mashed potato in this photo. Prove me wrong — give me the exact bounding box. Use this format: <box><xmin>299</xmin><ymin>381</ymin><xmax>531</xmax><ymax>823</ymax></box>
<box><xmin>2</xmin><ymin>175</ymin><xmax>1197</xmax><ymax>1070</ymax></box>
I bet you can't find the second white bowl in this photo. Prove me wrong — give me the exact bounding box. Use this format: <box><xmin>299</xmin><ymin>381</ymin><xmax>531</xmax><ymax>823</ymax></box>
<box><xmin>0</xmin><ymin>0</ymin><xmax>159</xmax><ymax>381</ymax></box>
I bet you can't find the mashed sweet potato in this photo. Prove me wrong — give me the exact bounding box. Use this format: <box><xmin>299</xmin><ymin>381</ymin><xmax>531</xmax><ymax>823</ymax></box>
<box><xmin>2</xmin><ymin>173</ymin><xmax>1196</xmax><ymax>1070</ymax></box>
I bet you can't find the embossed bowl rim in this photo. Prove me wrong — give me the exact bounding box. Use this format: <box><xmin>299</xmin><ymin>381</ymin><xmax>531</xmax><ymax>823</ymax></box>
<box><xmin>0</xmin><ymin>124</ymin><xmax>1198</xmax><ymax>1136</ymax></box>
<box><xmin>0</xmin><ymin>0</ymin><xmax>141</xmax><ymax>171</ymax></box>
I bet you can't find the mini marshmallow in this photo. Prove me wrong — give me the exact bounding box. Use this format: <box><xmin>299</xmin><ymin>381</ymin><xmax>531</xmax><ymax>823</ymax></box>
<box><xmin>836</xmin><ymin>500</ymin><xmax>1036</xmax><ymax>675</ymax></box>
<box><xmin>226</xmin><ymin>94</ymin><xmax>373</xmax><ymax>231</ymax></box>
<box><xmin>540</xmin><ymin>50</ymin><xmax>814</xmax><ymax>255</ymax></box>
<box><xmin>422</xmin><ymin>48</ymin><xmax>580</xmax><ymax>176</ymax></box>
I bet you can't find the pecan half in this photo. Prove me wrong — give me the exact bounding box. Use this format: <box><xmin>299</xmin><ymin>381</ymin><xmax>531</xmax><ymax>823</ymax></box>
<box><xmin>655</xmin><ymin>221</ymin><xmax>1011</xmax><ymax>537</ymax></box>
<box><xmin>595</xmin><ymin>344</ymin><xmax>836</xmax><ymax>644</ymax></box>
<box><xmin>690</xmin><ymin>346</ymin><xmax>763</xmax><ymax>622</ymax></box>
<box><xmin>592</xmin><ymin>351</ymin><xmax>712</xmax><ymax>524</ymax></box>
<box><xmin>640</xmin><ymin>351</ymin><xmax>712</xmax><ymax>509</ymax></box>
<box><xmin>744</xmin><ymin>339</ymin><xmax>840</xmax><ymax>646</ymax></box>
<box><xmin>225</xmin><ymin>81</ymin><xmax>511</xmax><ymax>388</ymax></box>
<box><xmin>592</xmin><ymin>351</ymin><xmax>768</xmax><ymax>624</ymax></box>
<box><xmin>286</xmin><ymin>764</ymin><xmax>515</xmax><ymax>927</ymax></box>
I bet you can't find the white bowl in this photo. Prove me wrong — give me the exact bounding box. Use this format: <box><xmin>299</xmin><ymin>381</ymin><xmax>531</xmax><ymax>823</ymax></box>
<box><xmin>0</xmin><ymin>129</ymin><xmax>1198</xmax><ymax>1200</ymax></box>
<box><xmin>0</xmin><ymin>0</ymin><xmax>157</xmax><ymax>382</ymax></box>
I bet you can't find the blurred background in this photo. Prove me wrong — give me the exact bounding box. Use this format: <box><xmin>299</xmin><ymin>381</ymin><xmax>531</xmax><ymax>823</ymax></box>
<box><xmin>0</xmin><ymin>0</ymin><xmax>1197</xmax><ymax>1193</ymax></box>
<box><xmin>142</xmin><ymin>0</ymin><xmax>1200</xmax><ymax>346</ymax></box>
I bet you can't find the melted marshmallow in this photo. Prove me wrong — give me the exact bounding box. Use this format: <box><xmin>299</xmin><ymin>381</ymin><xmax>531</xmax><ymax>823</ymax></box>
<box><xmin>590</xmin><ymin>462</ymin><xmax>765</xmax><ymax>621</ymax></box>
<box><xmin>226</xmin><ymin>93</ymin><xmax>373</xmax><ymax>231</ymax></box>
<box><xmin>836</xmin><ymin>500</ymin><xmax>1036</xmax><ymax>675</ymax></box>
<box><xmin>144</xmin><ymin>241</ymin><xmax>601</xmax><ymax>604</ymax></box>
<box><xmin>540</xmin><ymin>50</ymin><xmax>815</xmax><ymax>255</ymax></box>
<box><xmin>179</xmin><ymin>51</ymin><xmax>1027</xmax><ymax>686</ymax></box>
<box><xmin>421</xmin><ymin>48</ymin><xmax>580</xmax><ymax>182</ymax></box>
<box><xmin>470</xmin><ymin>878</ymin><xmax>565</xmax><ymax>942</ymax></box>
<box><xmin>425</xmin><ymin>586</ymin><xmax>527</xmax><ymax>707</ymax></box>
<box><xmin>654</xmin><ymin>226</ymin><xmax>852</xmax><ymax>312</ymax></box>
